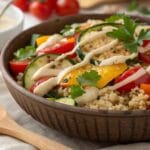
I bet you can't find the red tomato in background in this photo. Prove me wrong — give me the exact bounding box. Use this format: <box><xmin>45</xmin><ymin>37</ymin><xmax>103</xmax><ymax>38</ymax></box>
<box><xmin>9</xmin><ymin>60</ymin><xmax>30</xmax><ymax>75</ymax></box>
<box><xmin>13</xmin><ymin>0</ymin><xmax>29</xmax><ymax>12</ymax></box>
<box><xmin>56</xmin><ymin>0</ymin><xmax>79</xmax><ymax>16</ymax></box>
<box><xmin>29</xmin><ymin>1</ymin><xmax>53</xmax><ymax>20</ymax></box>
<box><xmin>47</xmin><ymin>0</ymin><xmax>57</xmax><ymax>10</ymax></box>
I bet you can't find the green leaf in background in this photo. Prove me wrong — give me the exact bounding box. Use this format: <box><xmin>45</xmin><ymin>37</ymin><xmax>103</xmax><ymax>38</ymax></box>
<box><xmin>105</xmin><ymin>14</ymin><xmax>126</xmax><ymax>23</ymax></box>
<box><xmin>139</xmin><ymin>7</ymin><xmax>150</xmax><ymax>15</ymax></box>
<box><xmin>127</xmin><ymin>0</ymin><xmax>139</xmax><ymax>11</ymax></box>
<box><xmin>14</xmin><ymin>45</ymin><xmax>36</xmax><ymax>60</ymax></box>
<box><xmin>77</xmin><ymin>70</ymin><xmax>100</xmax><ymax>87</ymax></box>
<box><xmin>70</xmin><ymin>85</ymin><xmax>85</xmax><ymax>99</ymax></box>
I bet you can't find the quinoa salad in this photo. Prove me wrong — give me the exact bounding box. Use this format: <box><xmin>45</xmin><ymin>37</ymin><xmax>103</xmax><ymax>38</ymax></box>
<box><xmin>9</xmin><ymin>14</ymin><xmax>150</xmax><ymax>110</ymax></box>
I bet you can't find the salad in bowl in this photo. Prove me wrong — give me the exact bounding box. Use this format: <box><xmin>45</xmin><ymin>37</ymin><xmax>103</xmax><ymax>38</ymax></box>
<box><xmin>9</xmin><ymin>14</ymin><xmax>150</xmax><ymax>111</ymax></box>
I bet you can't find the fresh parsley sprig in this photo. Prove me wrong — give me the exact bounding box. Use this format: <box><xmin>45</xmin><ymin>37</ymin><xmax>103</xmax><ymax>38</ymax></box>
<box><xmin>77</xmin><ymin>70</ymin><xmax>101</xmax><ymax>87</ymax></box>
<box><xmin>70</xmin><ymin>70</ymin><xmax>101</xmax><ymax>98</ymax></box>
<box><xmin>70</xmin><ymin>85</ymin><xmax>85</xmax><ymax>99</ymax></box>
<box><xmin>106</xmin><ymin>14</ymin><xmax>150</xmax><ymax>53</ymax></box>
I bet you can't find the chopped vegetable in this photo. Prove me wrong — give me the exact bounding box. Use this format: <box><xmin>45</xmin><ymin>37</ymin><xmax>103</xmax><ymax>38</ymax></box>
<box><xmin>14</xmin><ymin>46</ymin><xmax>36</xmax><ymax>60</ymax></box>
<box><xmin>127</xmin><ymin>0</ymin><xmax>139</xmax><ymax>11</ymax></box>
<box><xmin>31</xmin><ymin>34</ymin><xmax>40</xmax><ymax>47</ymax></box>
<box><xmin>140</xmin><ymin>84</ymin><xmax>150</xmax><ymax>95</ymax></box>
<box><xmin>55</xmin><ymin>98</ymin><xmax>75</xmax><ymax>106</ymax></box>
<box><xmin>61</xmin><ymin>64</ymin><xmax>128</xmax><ymax>88</ymax></box>
<box><xmin>37</xmin><ymin>37</ymin><xmax>76</xmax><ymax>58</ymax></box>
<box><xmin>114</xmin><ymin>66</ymin><xmax>150</xmax><ymax>92</ymax></box>
<box><xmin>9</xmin><ymin>60</ymin><xmax>30</xmax><ymax>75</ymax></box>
<box><xmin>77</xmin><ymin>70</ymin><xmax>100</xmax><ymax>87</ymax></box>
<box><xmin>70</xmin><ymin>85</ymin><xmax>85</xmax><ymax>99</ymax></box>
<box><xmin>36</xmin><ymin>36</ymin><xmax>50</xmax><ymax>46</ymax></box>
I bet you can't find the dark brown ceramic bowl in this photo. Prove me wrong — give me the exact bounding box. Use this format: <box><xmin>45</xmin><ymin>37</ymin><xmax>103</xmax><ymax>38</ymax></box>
<box><xmin>1</xmin><ymin>14</ymin><xmax>150</xmax><ymax>143</ymax></box>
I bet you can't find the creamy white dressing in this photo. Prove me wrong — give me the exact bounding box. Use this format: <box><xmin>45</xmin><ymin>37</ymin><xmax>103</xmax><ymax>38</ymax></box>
<box><xmin>135</xmin><ymin>25</ymin><xmax>150</xmax><ymax>37</ymax></box>
<box><xmin>99</xmin><ymin>53</ymin><xmax>137</xmax><ymax>66</ymax></box>
<box><xmin>33</xmin><ymin>39</ymin><xmax>118</xmax><ymax>96</ymax></box>
<box><xmin>36</xmin><ymin>34</ymin><xmax>63</xmax><ymax>52</ymax></box>
<box><xmin>109</xmin><ymin>68</ymin><xmax>146</xmax><ymax>90</ymax></box>
<box><xmin>32</xmin><ymin>30</ymin><xmax>108</xmax><ymax>80</ymax></box>
<box><xmin>0</xmin><ymin>15</ymin><xmax>17</xmax><ymax>32</ymax></box>
<box><xmin>57</xmin><ymin>39</ymin><xmax>118</xmax><ymax>83</ymax></box>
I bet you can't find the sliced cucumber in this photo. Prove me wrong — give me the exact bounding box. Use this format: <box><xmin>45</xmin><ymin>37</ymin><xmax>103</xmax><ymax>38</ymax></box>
<box><xmin>23</xmin><ymin>54</ymin><xmax>74</xmax><ymax>89</ymax></box>
<box><xmin>55</xmin><ymin>98</ymin><xmax>75</xmax><ymax>106</ymax></box>
<box><xmin>77</xmin><ymin>23</ymin><xmax>121</xmax><ymax>60</ymax></box>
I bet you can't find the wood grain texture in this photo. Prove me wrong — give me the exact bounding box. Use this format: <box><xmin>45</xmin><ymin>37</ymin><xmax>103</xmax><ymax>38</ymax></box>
<box><xmin>0</xmin><ymin>106</ymin><xmax>71</xmax><ymax>150</ymax></box>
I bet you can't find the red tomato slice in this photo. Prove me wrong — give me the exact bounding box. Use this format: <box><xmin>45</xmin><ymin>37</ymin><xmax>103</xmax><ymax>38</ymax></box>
<box><xmin>115</xmin><ymin>66</ymin><xmax>150</xmax><ymax>92</ymax></box>
<box><xmin>37</xmin><ymin>37</ymin><xmax>76</xmax><ymax>58</ymax></box>
<box><xmin>139</xmin><ymin>51</ymin><xmax>150</xmax><ymax>64</ymax></box>
<box><xmin>30</xmin><ymin>77</ymin><xmax>49</xmax><ymax>93</ymax></box>
<box><xmin>138</xmin><ymin>40</ymin><xmax>150</xmax><ymax>64</ymax></box>
<box><xmin>9</xmin><ymin>60</ymin><xmax>30</xmax><ymax>75</ymax></box>
<box><xmin>142</xmin><ymin>40</ymin><xmax>150</xmax><ymax>47</ymax></box>
<box><xmin>56</xmin><ymin>0</ymin><xmax>79</xmax><ymax>16</ymax></box>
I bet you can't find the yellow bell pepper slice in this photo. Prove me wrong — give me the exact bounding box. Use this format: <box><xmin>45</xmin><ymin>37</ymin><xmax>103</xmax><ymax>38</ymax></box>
<box><xmin>36</xmin><ymin>36</ymin><xmax>50</xmax><ymax>46</ymax></box>
<box><xmin>61</xmin><ymin>63</ymin><xmax>128</xmax><ymax>88</ymax></box>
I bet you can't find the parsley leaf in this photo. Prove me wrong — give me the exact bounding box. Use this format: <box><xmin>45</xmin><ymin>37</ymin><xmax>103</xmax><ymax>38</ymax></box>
<box><xmin>107</xmin><ymin>14</ymin><xmax>140</xmax><ymax>53</ymax></box>
<box><xmin>70</xmin><ymin>85</ymin><xmax>85</xmax><ymax>99</ymax></box>
<box><xmin>105</xmin><ymin>14</ymin><xmax>126</xmax><ymax>23</ymax></box>
<box><xmin>127</xmin><ymin>0</ymin><xmax>139</xmax><ymax>11</ymax></box>
<box><xmin>14</xmin><ymin>45</ymin><xmax>36</xmax><ymax>60</ymax></box>
<box><xmin>77</xmin><ymin>70</ymin><xmax>100</xmax><ymax>87</ymax></box>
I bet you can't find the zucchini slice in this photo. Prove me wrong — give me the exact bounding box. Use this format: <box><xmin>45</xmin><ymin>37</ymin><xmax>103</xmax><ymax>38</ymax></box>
<box><xmin>55</xmin><ymin>98</ymin><xmax>75</xmax><ymax>106</ymax></box>
<box><xmin>23</xmin><ymin>54</ymin><xmax>74</xmax><ymax>89</ymax></box>
<box><xmin>77</xmin><ymin>23</ymin><xmax>121</xmax><ymax>60</ymax></box>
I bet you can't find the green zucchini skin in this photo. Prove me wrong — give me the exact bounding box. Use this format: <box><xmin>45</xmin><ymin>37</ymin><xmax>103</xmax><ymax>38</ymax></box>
<box><xmin>23</xmin><ymin>54</ymin><xmax>74</xmax><ymax>90</ymax></box>
<box><xmin>76</xmin><ymin>23</ymin><xmax>121</xmax><ymax>60</ymax></box>
<box><xmin>55</xmin><ymin>98</ymin><xmax>75</xmax><ymax>106</ymax></box>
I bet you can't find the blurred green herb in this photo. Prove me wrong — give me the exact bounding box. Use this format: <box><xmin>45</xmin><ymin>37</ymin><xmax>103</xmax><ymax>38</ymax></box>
<box><xmin>70</xmin><ymin>85</ymin><xmax>85</xmax><ymax>99</ymax></box>
<box><xmin>127</xmin><ymin>0</ymin><xmax>150</xmax><ymax>16</ymax></box>
<box><xmin>77</xmin><ymin>70</ymin><xmax>101</xmax><ymax>87</ymax></box>
<box><xmin>127</xmin><ymin>0</ymin><xmax>139</xmax><ymax>11</ymax></box>
<box><xmin>14</xmin><ymin>45</ymin><xmax>36</xmax><ymax>60</ymax></box>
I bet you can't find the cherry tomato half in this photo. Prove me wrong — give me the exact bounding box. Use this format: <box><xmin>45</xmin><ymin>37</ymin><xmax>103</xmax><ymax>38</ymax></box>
<box><xmin>13</xmin><ymin>0</ymin><xmax>29</xmax><ymax>12</ymax></box>
<box><xmin>56</xmin><ymin>0</ymin><xmax>79</xmax><ymax>16</ymax></box>
<box><xmin>115</xmin><ymin>66</ymin><xmax>150</xmax><ymax>92</ymax></box>
<box><xmin>29</xmin><ymin>1</ymin><xmax>53</xmax><ymax>20</ymax></box>
<box><xmin>9</xmin><ymin>60</ymin><xmax>30</xmax><ymax>75</ymax></box>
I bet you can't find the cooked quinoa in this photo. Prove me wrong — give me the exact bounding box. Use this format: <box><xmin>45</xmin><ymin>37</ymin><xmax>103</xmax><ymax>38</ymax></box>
<box><xmin>83</xmin><ymin>87</ymin><xmax>150</xmax><ymax>110</ymax></box>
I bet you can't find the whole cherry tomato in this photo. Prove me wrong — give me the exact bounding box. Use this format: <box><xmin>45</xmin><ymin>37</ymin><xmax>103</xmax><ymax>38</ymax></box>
<box><xmin>56</xmin><ymin>0</ymin><xmax>79</xmax><ymax>16</ymax></box>
<box><xmin>29</xmin><ymin>1</ymin><xmax>53</xmax><ymax>20</ymax></box>
<box><xmin>13</xmin><ymin>0</ymin><xmax>29</xmax><ymax>12</ymax></box>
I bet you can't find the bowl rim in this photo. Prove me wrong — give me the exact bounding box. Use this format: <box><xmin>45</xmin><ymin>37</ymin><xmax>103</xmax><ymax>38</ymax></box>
<box><xmin>0</xmin><ymin>4</ymin><xmax>24</xmax><ymax>33</ymax></box>
<box><xmin>1</xmin><ymin>13</ymin><xmax>150</xmax><ymax>117</ymax></box>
